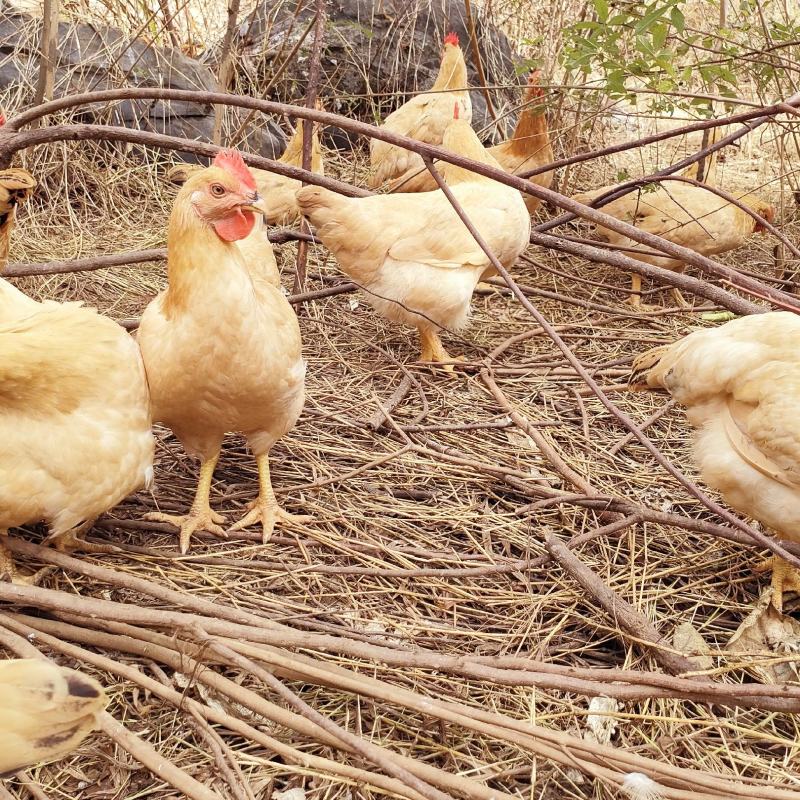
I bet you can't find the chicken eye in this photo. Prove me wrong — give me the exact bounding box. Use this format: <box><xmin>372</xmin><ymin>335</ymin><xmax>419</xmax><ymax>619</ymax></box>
<box><xmin>210</xmin><ymin>183</ymin><xmax>226</xmax><ymax>197</ymax></box>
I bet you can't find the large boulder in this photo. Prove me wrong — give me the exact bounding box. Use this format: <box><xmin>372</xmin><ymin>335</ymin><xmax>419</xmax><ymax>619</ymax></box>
<box><xmin>0</xmin><ymin>10</ymin><xmax>285</xmax><ymax>161</ymax></box>
<box><xmin>232</xmin><ymin>0</ymin><xmax>523</xmax><ymax>149</ymax></box>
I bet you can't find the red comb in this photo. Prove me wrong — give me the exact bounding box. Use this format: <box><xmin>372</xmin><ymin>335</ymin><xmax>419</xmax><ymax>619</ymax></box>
<box><xmin>213</xmin><ymin>149</ymin><xmax>256</xmax><ymax>191</ymax></box>
<box><xmin>444</xmin><ymin>32</ymin><xmax>459</xmax><ymax>46</ymax></box>
<box><xmin>0</xmin><ymin>112</ymin><xmax>6</xmax><ymax>127</ymax></box>
<box><xmin>453</xmin><ymin>102</ymin><xmax>459</xmax><ymax>120</ymax></box>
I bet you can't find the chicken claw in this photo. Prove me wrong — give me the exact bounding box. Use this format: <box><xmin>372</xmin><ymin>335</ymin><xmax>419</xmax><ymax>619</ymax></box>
<box><xmin>229</xmin><ymin>500</ymin><xmax>311</xmax><ymax>544</ymax></box>
<box><xmin>754</xmin><ymin>556</ymin><xmax>800</xmax><ymax>613</ymax></box>
<box><xmin>145</xmin><ymin>454</ymin><xmax>227</xmax><ymax>553</ymax></box>
<box><xmin>47</xmin><ymin>520</ymin><xmax>121</xmax><ymax>555</ymax></box>
<box><xmin>229</xmin><ymin>452</ymin><xmax>311</xmax><ymax>544</ymax></box>
<box><xmin>418</xmin><ymin>327</ymin><xmax>463</xmax><ymax>374</ymax></box>
<box><xmin>145</xmin><ymin>509</ymin><xmax>227</xmax><ymax>554</ymax></box>
<box><xmin>0</xmin><ymin>535</ymin><xmax>55</xmax><ymax>585</ymax></box>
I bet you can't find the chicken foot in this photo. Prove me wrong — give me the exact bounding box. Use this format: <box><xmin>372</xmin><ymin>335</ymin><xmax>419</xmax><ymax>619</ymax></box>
<box><xmin>145</xmin><ymin>453</ymin><xmax>227</xmax><ymax>554</ymax></box>
<box><xmin>418</xmin><ymin>326</ymin><xmax>462</xmax><ymax>373</ymax></box>
<box><xmin>47</xmin><ymin>518</ymin><xmax>121</xmax><ymax>554</ymax></box>
<box><xmin>229</xmin><ymin>452</ymin><xmax>312</xmax><ymax>544</ymax></box>
<box><xmin>754</xmin><ymin>556</ymin><xmax>800</xmax><ymax>613</ymax></box>
<box><xmin>0</xmin><ymin>531</ymin><xmax>55</xmax><ymax>585</ymax></box>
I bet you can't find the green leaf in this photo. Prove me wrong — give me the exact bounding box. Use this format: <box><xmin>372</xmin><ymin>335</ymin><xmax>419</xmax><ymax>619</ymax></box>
<box><xmin>593</xmin><ymin>0</ymin><xmax>610</xmax><ymax>22</ymax></box>
<box><xmin>670</xmin><ymin>6</ymin><xmax>685</xmax><ymax>32</ymax></box>
<box><xmin>652</xmin><ymin>21</ymin><xmax>668</xmax><ymax>49</ymax></box>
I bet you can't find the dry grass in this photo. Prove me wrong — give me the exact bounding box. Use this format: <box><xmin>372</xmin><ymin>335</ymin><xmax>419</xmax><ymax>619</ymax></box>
<box><xmin>3</xmin><ymin>123</ymin><xmax>800</xmax><ymax>800</ymax></box>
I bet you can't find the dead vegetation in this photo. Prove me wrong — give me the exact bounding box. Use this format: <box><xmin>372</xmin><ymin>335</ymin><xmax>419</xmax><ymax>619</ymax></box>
<box><xmin>3</xmin><ymin>2</ymin><xmax>800</xmax><ymax>799</ymax></box>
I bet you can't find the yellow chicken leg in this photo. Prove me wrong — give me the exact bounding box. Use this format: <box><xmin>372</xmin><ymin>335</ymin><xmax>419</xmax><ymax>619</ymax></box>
<box><xmin>229</xmin><ymin>452</ymin><xmax>312</xmax><ymax>544</ymax></box>
<box><xmin>0</xmin><ymin>532</ymin><xmax>55</xmax><ymax>585</ymax></box>
<box><xmin>418</xmin><ymin>327</ymin><xmax>462</xmax><ymax>373</ymax></box>
<box><xmin>626</xmin><ymin>273</ymin><xmax>643</xmax><ymax>308</ymax></box>
<box><xmin>754</xmin><ymin>556</ymin><xmax>800</xmax><ymax>613</ymax></box>
<box><xmin>145</xmin><ymin>453</ymin><xmax>226</xmax><ymax>554</ymax></box>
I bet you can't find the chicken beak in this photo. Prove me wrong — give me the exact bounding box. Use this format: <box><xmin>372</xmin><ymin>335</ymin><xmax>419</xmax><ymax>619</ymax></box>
<box><xmin>239</xmin><ymin>193</ymin><xmax>267</xmax><ymax>219</ymax></box>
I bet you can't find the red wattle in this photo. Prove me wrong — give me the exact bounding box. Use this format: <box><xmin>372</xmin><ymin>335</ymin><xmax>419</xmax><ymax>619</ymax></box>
<box><xmin>213</xmin><ymin>210</ymin><xmax>256</xmax><ymax>242</ymax></box>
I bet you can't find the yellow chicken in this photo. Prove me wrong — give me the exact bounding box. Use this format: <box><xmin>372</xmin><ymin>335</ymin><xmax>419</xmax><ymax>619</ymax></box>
<box><xmin>138</xmin><ymin>150</ymin><xmax>307</xmax><ymax>553</ymax></box>
<box><xmin>387</xmin><ymin>69</ymin><xmax>554</xmax><ymax>214</ymax></box>
<box><xmin>631</xmin><ymin>312</ymin><xmax>800</xmax><ymax>611</ymax></box>
<box><xmin>0</xmin><ymin>195</ymin><xmax>153</xmax><ymax>582</ymax></box>
<box><xmin>369</xmin><ymin>32</ymin><xmax>471</xmax><ymax>189</ymax></box>
<box><xmin>0</xmin><ymin>169</ymin><xmax>37</xmax><ymax>267</ymax></box>
<box><xmin>166</xmin><ymin>119</ymin><xmax>324</xmax><ymax>227</ymax></box>
<box><xmin>573</xmin><ymin>181</ymin><xmax>774</xmax><ymax>308</ymax></box>
<box><xmin>297</xmin><ymin>112</ymin><xmax>530</xmax><ymax>368</ymax></box>
<box><xmin>0</xmin><ymin>659</ymin><xmax>107</xmax><ymax>774</ymax></box>
<box><xmin>166</xmin><ymin>121</ymin><xmax>325</xmax><ymax>289</ymax></box>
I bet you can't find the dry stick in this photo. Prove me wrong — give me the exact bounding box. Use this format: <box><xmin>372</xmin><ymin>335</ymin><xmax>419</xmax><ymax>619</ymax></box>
<box><xmin>97</xmin><ymin>624</ymin><xmax>800</xmax><ymax>800</ymax></box>
<box><xmin>98</xmin><ymin>714</ymin><xmax>223</xmax><ymax>800</ymax></box>
<box><xmin>0</xmin><ymin>616</ymin><xmax>428</xmax><ymax>800</ymax></box>
<box><xmin>521</xmin><ymin>91</ymin><xmax>800</xmax><ymax>179</ymax></box>
<box><xmin>195</xmin><ymin>632</ymin><xmax>456</xmax><ymax>800</ymax></box>
<box><xmin>14</xmin><ymin>773</ymin><xmax>51</xmax><ymax>800</ymax></box>
<box><xmin>368</xmin><ymin>375</ymin><xmax>414</xmax><ymax>430</ymax></box>
<box><xmin>609</xmin><ymin>400</ymin><xmax>675</xmax><ymax>456</ymax></box>
<box><xmin>4</xmin><ymin>579</ymin><xmax>800</xmax><ymax>716</ymax></box>
<box><xmin>293</xmin><ymin>0</ymin><xmax>326</xmax><ymax>295</ymax></box>
<box><xmin>463</xmin><ymin>0</ymin><xmax>497</xmax><ymax>125</ymax></box>
<box><xmin>529</xmin><ymin>231</ymin><xmax>761</xmax><ymax>316</ymax></box>
<box><xmin>212</xmin><ymin>0</ymin><xmax>241</xmax><ymax>146</ymax></box>
<box><xmin>418</xmin><ymin>155</ymin><xmax>800</xmax><ymax>570</ymax></box>
<box><xmin>1</xmin><ymin>87</ymin><xmax>796</xmax><ymax>312</ymax></box>
<box><xmin>546</xmin><ymin>535</ymin><xmax>697</xmax><ymax>675</ymax></box>
<box><xmin>14</xmin><ymin>612</ymin><xmax>794</xmax><ymax>800</ymax></box>
<box><xmin>0</xmin><ymin>620</ymin><xmax>222</xmax><ymax>800</ymax></box>
<box><xmin>3</xmin><ymin>229</ymin><xmax>314</xmax><ymax>276</ymax></box>
<box><xmin>37</xmin><ymin>614</ymin><xmax>512</xmax><ymax>800</ymax></box>
<box><xmin>32</xmin><ymin>0</ymin><xmax>59</xmax><ymax>121</ymax></box>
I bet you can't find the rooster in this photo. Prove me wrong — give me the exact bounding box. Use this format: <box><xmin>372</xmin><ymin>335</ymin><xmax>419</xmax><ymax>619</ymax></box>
<box><xmin>630</xmin><ymin>312</ymin><xmax>800</xmax><ymax>611</ymax></box>
<box><xmin>297</xmin><ymin>108</ymin><xmax>530</xmax><ymax>369</ymax></box>
<box><xmin>0</xmin><ymin>658</ymin><xmax>107</xmax><ymax>774</ymax></box>
<box><xmin>386</xmin><ymin>69</ymin><xmax>554</xmax><ymax>214</ymax></box>
<box><xmin>573</xmin><ymin>181</ymin><xmax>775</xmax><ymax>307</ymax></box>
<box><xmin>369</xmin><ymin>32</ymin><xmax>471</xmax><ymax>190</ymax></box>
<box><xmin>138</xmin><ymin>150</ymin><xmax>307</xmax><ymax>553</ymax></box>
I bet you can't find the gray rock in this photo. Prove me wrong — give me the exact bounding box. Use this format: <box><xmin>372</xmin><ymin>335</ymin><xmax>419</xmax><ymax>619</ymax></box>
<box><xmin>233</xmin><ymin>0</ymin><xmax>524</xmax><ymax>148</ymax></box>
<box><xmin>0</xmin><ymin>9</ymin><xmax>285</xmax><ymax>161</ymax></box>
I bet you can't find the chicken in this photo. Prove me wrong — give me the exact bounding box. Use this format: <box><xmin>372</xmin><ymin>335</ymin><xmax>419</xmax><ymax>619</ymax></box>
<box><xmin>138</xmin><ymin>150</ymin><xmax>307</xmax><ymax>553</ymax></box>
<box><xmin>369</xmin><ymin>32</ymin><xmax>471</xmax><ymax>190</ymax></box>
<box><xmin>0</xmin><ymin>112</ymin><xmax>37</xmax><ymax>268</ymax></box>
<box><xmin>630</xmin><ymin>312</ymin><xmax>800</xmax><ymax>612</ymax></box>
<box><xmin>0</xmin><ymin>260</ymin><xmax>153</xmax><ymax>583</ymax></box>
<box><xmin>386</xmin><ymin>69</ymin><xmax>554</xmax><ymax>214</ymax></box>
<box><xmin>296</xmin><ymin>111</ymin><xmax>530</xmax><ymax>369</ymax></box>
<box><xmin>0</xmin><ymin>658</ymin><xmax>107</xmax><ymax>774</ymax></box>
<box><xmin>166</xmin><ymin>119</ymin><xmax>324</xmax><ymax>227</ymax></box>
<box><xmin>166</xmin><ymin>120</ymin><xmax>325</xmax><ymax>289</ymax></box>
<box><xmin>572</xmin><ymin>181</ymin><xmax>775</xmax><ymax>308</ymax></box>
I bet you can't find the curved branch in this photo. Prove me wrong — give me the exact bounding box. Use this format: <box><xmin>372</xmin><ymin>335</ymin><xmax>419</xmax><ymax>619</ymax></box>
<box><xmin>0</xmin><ymin>87</ymin><xmax>795</xmax><ymax>312</ymax></box>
